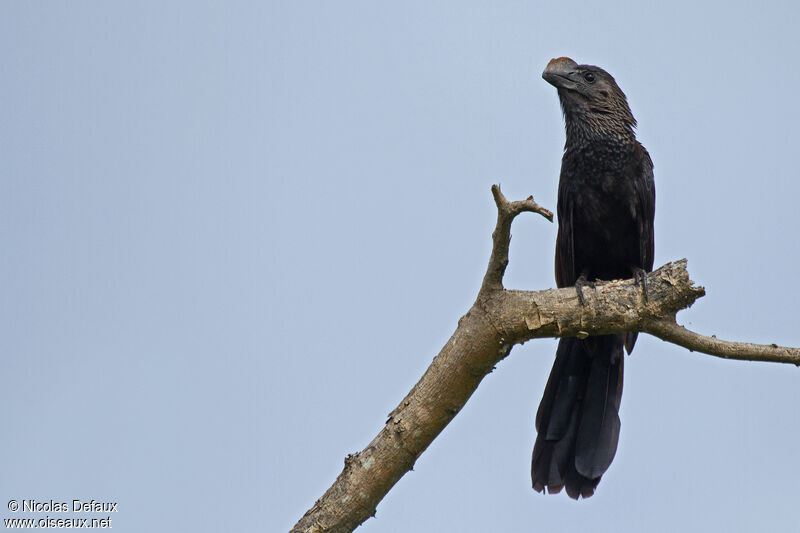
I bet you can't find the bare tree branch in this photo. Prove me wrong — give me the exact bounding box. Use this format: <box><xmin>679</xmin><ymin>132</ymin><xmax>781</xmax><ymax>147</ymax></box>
<box><xmin>644</xmin><ymin>319</ymin><xmax>800</xmax><ymax>365</ymax></box>
<box><xmin>480</xmin><ymin>184</ymin><xmax>553</xmax><ymax>294</ymax></box>
<box><xmin>290</xmin><ymin>186</ymin><xmax>800</xmax><ymax>533</ymax></box>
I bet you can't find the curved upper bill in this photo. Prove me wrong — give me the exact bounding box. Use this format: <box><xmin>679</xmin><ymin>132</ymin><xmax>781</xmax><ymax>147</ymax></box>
<box><xmin>542</xmin><ymin>57</ymin><xmax>579</xmax><ymax>90</ymax></box>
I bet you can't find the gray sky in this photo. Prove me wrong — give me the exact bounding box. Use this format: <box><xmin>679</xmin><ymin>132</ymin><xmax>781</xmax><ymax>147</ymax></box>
<box><xmin>2</xmin><ymin>2</ymin><xmax>799</xmax><ymax>532</ymax></box>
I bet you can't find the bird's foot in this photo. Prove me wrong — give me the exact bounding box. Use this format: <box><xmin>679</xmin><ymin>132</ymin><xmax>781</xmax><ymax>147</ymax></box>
<box><xmin>575</xmin><ymin>275</ymin><xmax>595</xmax><ymax>306</ymax></box>
<box><xmin>633</xmin><ymin>268</ymin><xmax>649</xmax><ymax>302</ymax></box>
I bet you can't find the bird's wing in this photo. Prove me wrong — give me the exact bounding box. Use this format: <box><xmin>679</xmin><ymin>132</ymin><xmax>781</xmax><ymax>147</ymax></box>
<box><xmin>555</xmin><ymin>175</ymin><xmax>576</xmax><ymax>288</ymax></box>
<box><xmin>635</xmin><ymin>143</ymin><xmax>656</xmax><ymax>272</ymax></box>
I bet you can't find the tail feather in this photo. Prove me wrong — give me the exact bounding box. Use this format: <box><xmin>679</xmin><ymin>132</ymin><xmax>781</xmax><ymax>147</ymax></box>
<box><xmin>532</xmin><ymin>335</ymin><xmax>625</xmax><ymax>498</ymax></box>
<box><xmin>625</xmin><ymin>331</ymin><xmax>638</xmax><ymax>354</ymax></box>
<box><xmin>575</xmin><ymin>336</ymin><xmax>623</xmax><ymax>479</ymax></box>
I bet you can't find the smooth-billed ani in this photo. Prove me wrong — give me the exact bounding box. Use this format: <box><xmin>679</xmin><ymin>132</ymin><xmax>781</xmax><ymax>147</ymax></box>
<box><xmin>532</xmin><ymin>57</ymin><xmax>655</xmax><ymax>499</ymax></box>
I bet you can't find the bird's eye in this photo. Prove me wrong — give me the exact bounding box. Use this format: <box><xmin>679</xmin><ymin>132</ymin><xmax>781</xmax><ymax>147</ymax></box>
<box><xmin>583</xmin><ymin>72</ymin><xmax>596</xmax><ymax>83</ymax></box>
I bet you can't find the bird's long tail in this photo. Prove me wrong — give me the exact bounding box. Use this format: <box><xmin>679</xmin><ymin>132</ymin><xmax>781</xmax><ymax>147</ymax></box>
<box><xmin>531</xmin><ymin>334</ymin><xmax>625</xmax><ymax>499</ymax></box>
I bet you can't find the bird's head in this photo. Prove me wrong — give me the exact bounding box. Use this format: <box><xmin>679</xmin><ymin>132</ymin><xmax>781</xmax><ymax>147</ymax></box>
<box><xmin>542</xmin><ymin>57</ymin><xmax>636</xmax><ymax>141</ymax></box>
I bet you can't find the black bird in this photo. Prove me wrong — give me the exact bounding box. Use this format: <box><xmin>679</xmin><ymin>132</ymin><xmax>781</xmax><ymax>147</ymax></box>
<box><xmin>532</xmin><ymin>57</ymin><xmax>655</xmax><ymax>499</ymax></box>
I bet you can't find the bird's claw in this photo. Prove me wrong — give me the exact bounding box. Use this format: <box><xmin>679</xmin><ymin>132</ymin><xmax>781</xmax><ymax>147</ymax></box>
<box><xmin>633</xmin><ymin>268</ymin><xmax>649</xmax><ymax>302</ymax></box>
<box><xmin>575</xmin><ymin>275</ymin><xmax>595</xmax><ymax>306</ymax></box>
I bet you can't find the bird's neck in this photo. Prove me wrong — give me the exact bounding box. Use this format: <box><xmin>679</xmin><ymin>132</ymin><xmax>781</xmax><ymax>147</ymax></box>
<box><xmin>564</xmin><ymin>116</ymin><xmax>636</xmax><ymax>150</ymax></box>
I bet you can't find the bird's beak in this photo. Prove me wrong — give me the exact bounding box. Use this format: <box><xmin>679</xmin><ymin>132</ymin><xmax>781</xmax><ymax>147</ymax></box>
<box><xmin>542</xmin><ymin>57</ymin><xmax>579</xmax><ymax>90</ymax></box>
